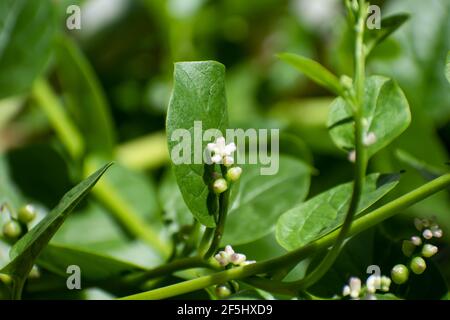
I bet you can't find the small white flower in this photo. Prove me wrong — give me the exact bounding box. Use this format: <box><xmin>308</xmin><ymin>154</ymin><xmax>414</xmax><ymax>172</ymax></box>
<box><xmin>348</xmin><ymin>150</ymin><xmax>356</xmax><ymax>163</ymax></box>
<box><xmin>411</xmin><ymin>236</ymin><xmax>422</xmax><ymax>246</ymax></box>
<box><xmin>348</xmin><ymin>277</ymin><xmax>361</xmax><ymax>299</ymax></box>
<box><xmin>207</xmin><ymin>137</ymin><xmax>236</xmax><ymax>166</ymax></box>
<box><xmin>230</xmin><ymin>253</ymin><xmax>246</xmax><ymax>265</ymax></box>
<box><xmin>366</xmin><ymin>275</ymin><xmax>381</xmax><ymax>294</ymax></box>
<box><xmin>363</xmin><ymin>132</ymin><xmax>377</xmax><ymax>146</ymax></box>
<box><xmin>224</xmin><ymin>245</ymin><xmax>235</xmax><ymax>256</ymax></box>
<box><xmin>214</xmin><ymin>252</ymin><xmax>229</xmax><ymax>267</ymax></box>
<box><xmin>422</xmin><ymin>229</ymin><xmax>433</xmax><ymax>240</ymax></box>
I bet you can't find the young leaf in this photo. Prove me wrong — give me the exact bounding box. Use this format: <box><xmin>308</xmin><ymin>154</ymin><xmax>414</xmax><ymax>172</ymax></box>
<box><xmin>1</xmin><ymin>163</ymin><xmax>112</xmax><ymax>292</ymax></box>
<box><xmin>55</xmin><ymin>36</ymin><xmax>115</xmax><ymax>156</ymax></box>
<box><xmin>328</xmin><ymin>76</ymin><xmax>411</xmax><ymax>158</ymax></box>
<box><xmin>276</xmin><ymin>173</ymin><xmax>400</xmax><ymax>251</ymax></box>
<box><xmin>277</xmin><ymin>53</ymin><xmax>344</xmax><ymax>96</ymax></box>
<box><xmin>365</xmin><ymin>14</ymin><xmax>410</xmax><ymax>55</ymax></box>
<box><xmin>166</xmin><ymin>61</ymin><xmax>229</xmax><ymax>227</ymax></box>
<box><xmin>222</xmin><ymin>156</ymin><xmax>311</xmax><ymax>245</ymax></box>
<box><xmin>0</xmin><ymin>0</ymin><xmax>56</xmax><ymax>98</ymax></box>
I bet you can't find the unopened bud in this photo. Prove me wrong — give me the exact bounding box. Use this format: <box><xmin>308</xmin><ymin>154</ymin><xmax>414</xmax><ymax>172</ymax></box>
<box><xmin>18</xmin><ymin>204</ymin><xmax>37</xmax><ymax>224</ymax></box>
<box><xmin>2</xmin><ymin>220</ymin><xmax>22</xmax><ymax>239</ymax></box>
<box><xmin>402</xmin><ymin>240</ymin><xmax>415</xmax><ymax>257</ymax></box>
<box><xmin>226</xmin><ymin>167</ymin><xmax>242</xmax><ymax>182</ymax></box>
<box><xmin>422</xmin><ymin>229</ymin><xmax>433</xmax><ymax>240</ymax></box>
<box><xmin>215</xmin><ymin>285</ymin><xmax>231</xmax><ymax>298</ymax></box>
<box><xmin>391</xmin><ymin>264</ymin><xmax>409</xmax><ymax>284</ymax></box>
<box><xmin>230</xmin><ymin>253</ymin><xmax>246</xmax><ymax>265</ymax></box>
<box><xmin>213</xmin><ymin>178</ymin><xmax>228</xmax><ymax>194</ymax></box>
<box><xmin>421</xmin><ymin>244</ymin><xmax>438</xmax><ymax>258</ymax></box>
<box><xmin>411</xmin><ymin>236</ymin><xmax>422</xmax><ymax>246</ymax></box>
<box><xmin>410</xmin><ymin>257</ymin><xmax>426</xmax><ymax>275</ymax></box>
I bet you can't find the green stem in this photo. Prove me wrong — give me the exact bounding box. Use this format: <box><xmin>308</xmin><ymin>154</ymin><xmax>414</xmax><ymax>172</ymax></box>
<box><xmin>122</xmin><ymin>256</ymin><xmax>211</xmax><ymax>286</ymax></box>
<box><xmin>204</xmin><ymin>189</ymin><xmax>230</xmax><ymax>259</ymax></box>
<box><xmin>292</xmin><ymin>0</ymin><xmax>368</xmax><ymax>290</ymax></box>
<box><xmin>119</xmin><ymin>173</ymin><xmax>450</xmax><ymax>299</ymax></box>
<box><xmin>32</xmin><ymin>78</ymin><xmax>84</xmax><ymax>159</ymax></box>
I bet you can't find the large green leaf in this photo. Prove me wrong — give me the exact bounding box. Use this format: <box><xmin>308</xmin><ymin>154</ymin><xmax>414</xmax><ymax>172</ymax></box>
<box><xmin>277</xmin><ymin>53</ymin><xmax>344</xmax><ymax>96</ymax></box>
<box><xmin>328</xmin><ymin>75</ymin><xmax>411</xmax><ymax>158</ymax></box>
<box><xmin>365</xmin><ymin>14</ymin><xmax>410</xmax><ymax>55</ymax></box>
<box><xmin>276</xmin><ymin>173</ymin><xmax>400</xmax><ymax>251</ymax></box>
<box><xmin>1</xmin><ymin>163</ymin><xmax>112</xmax><ymax>290</ymax></box>
<box><xmin>55</xmin><ymin>36</ymin><xmax>115</xmax><ymax>156</ymax></box>
<box><xmin>0</xmin><ymin>0</ymin><xmax>56</xmax><ymax>98</ymax></box>
<box><xmin>166</xmin><ymin>61</ymin><xmax>229</xmax><ymax>227</ymax></box>
<box><xmin>222</xmin><ymin>156</ymin><xmax>310</xmax><ymax>245</ymax></box>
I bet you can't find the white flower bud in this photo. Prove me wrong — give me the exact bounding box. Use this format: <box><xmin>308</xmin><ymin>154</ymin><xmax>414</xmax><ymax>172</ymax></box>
<box><xmin>422</xmin><ymin>229</ymin><xmax>433</xmax><ymax>240</ymax></box>
<box><xmin>230</xmin><ymin>253</ymin><xmax>246</xmax><ymax>265</ymax></box>
<box><xmin>366</xmin><ymin>275</ymin><xmax>381</xmax><ymax>294</ymax></box>
<box><xmin>213</xmin><ymin>178</ymin><xmax>228</xmax><ymax>194</ymax></box>
<box><xmin>363</xmin><ymin>132</ymin><xmax>377</xmax><ymax>146</ymax></box>
<box><xmin>349</xmin><ymin>277</ymin><xmax>361</xmax><ymax>299</ymax></box>
<box><xmin>214</xmin><ymin>251</ymin><xmax>230</xmax><ymax>267</ymax></box>
<box><xmin>411</xmin><ymin>236</ymin><xmax>422</xmax><ymax>246</ymax></box>
<box><xmin>342</xmin><ymin>285</ymin><xmax>351</xmax><ymax>297</ymax></box>
<box><xmin>224</xmin><ymin>245</ymin><xmax>235</xmax><ymax>256</ymax></box>
<box><xmin>421</xmin><ymin>244</ymin><xmax>438</xmax><ymax>258</ymax></box>
<box><xmin>226</xmin><ymin>166</ymin><xmax>242</xmax><ymax>182</ymax></box>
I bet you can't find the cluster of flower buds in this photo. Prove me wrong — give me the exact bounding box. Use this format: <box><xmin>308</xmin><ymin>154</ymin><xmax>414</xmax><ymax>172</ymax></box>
<box><xmin>214</xmin><ymin>245</ymin><xmax>255</xmax><ymax>268</ymax></box>
<box><xmin>342</xmin><ymin>274</ymin><xmax>391</xmax><ymax>300</ymax></box>
<box><xmin>389</xmin><ymin>217</ymin><xmax>444</xmax><ymax>285</ymax></box>
<box><xmin>397</xmin><ymin>217</ymin><xmax>443</xmax><ymax>280</ymax></box>
<box><xmin>207</xmin><ymin>137</ymin><xmax>242</xmax><ymax>194</ymax></box>
<box><xmin>1</xmin><ymin>203</ymin><xmax>37</xmax><ymax>241</ymax></box>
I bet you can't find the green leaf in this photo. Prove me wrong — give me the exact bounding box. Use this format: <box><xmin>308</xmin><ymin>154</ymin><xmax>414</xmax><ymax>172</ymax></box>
<box><xmin>446</xmin><ymin>51</ymin><xmax>450</xmax><ymax>84</ymax></box>
<box><xmin>37</xmin><ymin>244</ymin><xmax>145</xmax><ymax>283</ymax></box>
<box><xmin>277</xmin><ymin>53</ymin><xmax>344</xmax><ymax>96</ymax></box>
<box><xmin>366</xmin><ymin>14</ymin><xmax>410</xmax><ymax>54</ymax></box>
<box><xmin>276</xmin><ymin>172</ymin><xmax>400</xmax><ymax>251</ymax></box>
<box><xmin>55</xmin><ymin>36</ymin><xmax>115</xmax><ymax>156</ymax></box>
<box><xmin>1</xmin><ymin>163</ymin><xmax>112</xmax><ymax>290</ymax></box>
<box><xmin>222</xmin><ymin>156</ymin><xmax>311</xmax><ymax>245</ymax></box>
<box><xmin>328</xmin><ymin>75</ymin><xmax>411</xmax><ymax>158</ymax></box>
<box><xmin>166</xmin><ymin>61</ymin><xmax>229</xmax><ymax>227</ymax></box>
<box><xmin>0</xmin><ymin>0</ymin><xmax>56</xmax><ymax>98</ymax></box>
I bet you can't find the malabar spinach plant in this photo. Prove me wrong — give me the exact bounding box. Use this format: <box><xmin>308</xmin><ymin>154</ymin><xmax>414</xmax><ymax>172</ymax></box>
<box><xmin>0</xmin><ymin>0</ymin><xmax>449</xmax><ymax>301</ymax></box>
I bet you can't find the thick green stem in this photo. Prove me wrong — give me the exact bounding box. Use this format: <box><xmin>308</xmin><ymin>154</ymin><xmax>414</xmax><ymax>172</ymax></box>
<box><xmin>119</xmin><ymin>173</ymin><xmax>450</xmax><ymax>299</ymax></box>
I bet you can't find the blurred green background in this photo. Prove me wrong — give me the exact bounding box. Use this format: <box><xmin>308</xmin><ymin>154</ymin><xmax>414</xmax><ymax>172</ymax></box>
<box><xmin>0</xmin><ymin>0</ymin><xmax>449</xmax><ymax>299</ymax></box>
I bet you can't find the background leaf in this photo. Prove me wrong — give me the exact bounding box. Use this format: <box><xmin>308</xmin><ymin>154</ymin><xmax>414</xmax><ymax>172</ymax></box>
<box><xmin>0</xmin><ymin>0</ymin><xmax>56</xmax><ymax>98</ymax></box>
<box><xmin>277</xmin><ymin>53</ymin><xmax>344</xmax><ymax>96</ymax></box>
<box><xmin>166</xmin><ymin>61</ymin><xmax>229</xmax><ymax>227</ymax></box>
<box><xmin>276</xmin><ymin>172</ymin><xmax>400</xmax><ymax>251</ymax></box>
<box><xmin>222</xmin><ymin>156</ymin><xmax>311</xmax><ymax>245</ymax></box>
<box><xmin>1</xmin><ymin>163</ymin><xmax>111</xmax><ymax>286</ymax></box>
<box><xmin>328</xmin><ymin>75</ymin><xmax>411</xmax><ymax>158</ymax></box>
